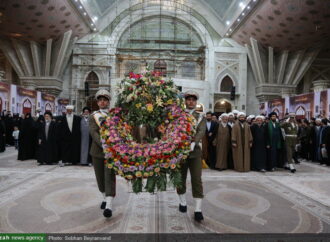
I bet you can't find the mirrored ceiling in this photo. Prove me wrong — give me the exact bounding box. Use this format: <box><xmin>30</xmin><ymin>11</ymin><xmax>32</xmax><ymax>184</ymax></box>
<box><xmin>80</xmin><ymin>0</ymin><xmax>251</xmax><ymax>32</ymax></box>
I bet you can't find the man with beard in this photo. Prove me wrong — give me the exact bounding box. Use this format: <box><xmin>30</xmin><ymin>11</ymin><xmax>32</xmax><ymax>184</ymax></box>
<box><xmin>265</xmin><ymin>112</ymin><xmax>283</xmax><ymax>171</ymax></box>
<box><xmin>177</xmin><ymin>91</ymin><xmax>206</xmax><ymax>222</ymax></box>
<box><xmin>228</xmin><ymin>113</ymin><xmax>235</xmax><ymax>128</ymax></box>
<box><xmin>204</xmin><ymin>111</ymin><xmax>218</xmax><ymax>169</ymax></box>
<box><xmin>231</xmin><ymin>112</ymin><xmax>253</xmax><ymax>172</ymax></box>
<box><xmin>89</xmin><ymin>90</ymin><xmax>116</xmax><ymax>218</ymax></box>
<box><xmin>214</xmin><ymin>113</ymin><xmax>231</xmax><ymax>170</ymax></box>
<box><xmin>250</xmin><ymin>116</ymin><xmax>267</xmax><ymax>172</ymax></box>
<box><xmin>281</xmin><ymin>113</ymin><xmax>299</xmax><ymax>173</ymax></box>
<box><xmin>58</xmin><ymin>105</ymin><xmax>81</xmax><ymax>165</ymax></box>
<box><xmin>311</xmin><ymin>118</ymin><xmax>322</xmax><ymax>163</ymax></box>
<box><xmin>37</xmin><ymin>112</ymin><xmax>59</xmax><ymax>165</ymax></box>
<box><xmin>80</xmin><ymin>107</ymin><xmax>92</xmax><ymax>166</ymax></box>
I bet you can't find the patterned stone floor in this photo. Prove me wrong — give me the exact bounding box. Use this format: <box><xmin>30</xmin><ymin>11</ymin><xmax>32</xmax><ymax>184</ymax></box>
<box><xmin>0</xmin><ymin>147</ymin><xmax>330</xmax><ymax>233</ymax></box>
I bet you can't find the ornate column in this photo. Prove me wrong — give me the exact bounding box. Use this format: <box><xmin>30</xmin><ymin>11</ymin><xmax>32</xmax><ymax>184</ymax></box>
<box><xmin>281</xmin><ymin>87</ymin><xmax>296</xmax><ymax>98</ymax></box>
<box><xmin>312</xmin><ymin>80</ymin><xmax>330</xmax><ymax>92</ymax></box>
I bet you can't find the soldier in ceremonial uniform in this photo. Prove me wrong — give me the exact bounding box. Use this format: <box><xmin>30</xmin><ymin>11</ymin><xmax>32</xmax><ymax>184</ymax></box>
<box><xmin>89</xmin><ymin>89</ymin><xmax>116</xmax><ymax>218</ymax></box>
<box><xmin>281</xmin><ymin>113</ymin><xmax>298</xmax><ymax>173</ymax></box>
<box><xmin>177</xmin><ymin>91</ymin><xmax>206</xmax><ymax>222</ymax></box>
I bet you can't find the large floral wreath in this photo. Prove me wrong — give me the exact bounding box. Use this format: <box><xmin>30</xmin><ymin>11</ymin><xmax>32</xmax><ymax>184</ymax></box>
<box><xmin>100</xmin><ymin>71</ymin><xmax>196</xmax><ymax>193</ymax></box>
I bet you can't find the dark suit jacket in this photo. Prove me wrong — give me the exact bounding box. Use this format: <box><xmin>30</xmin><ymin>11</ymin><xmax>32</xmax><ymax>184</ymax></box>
<box><xmin>205</xmin><ymin>120</ymin><xmax>218</xmax><ymax>143</ymax></box>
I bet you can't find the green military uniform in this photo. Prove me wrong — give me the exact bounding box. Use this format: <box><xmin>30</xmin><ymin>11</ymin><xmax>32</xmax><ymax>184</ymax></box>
<box><xmin>177</xmin><ymin>110</ymin><xmax>206</xmax><ymax>198</ymax></box>
<box><xmin>89</xmin><ymin>110</ymin><xmax>116</xmax><ymax>197</ymax></box>
<box><xmin>281</xmin><ymin>121</ymin><xmax>299</xmax><ymax>164</ymax></box>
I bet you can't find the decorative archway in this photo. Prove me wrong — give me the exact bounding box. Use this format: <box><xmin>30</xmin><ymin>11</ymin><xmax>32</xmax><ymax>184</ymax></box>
<box><xmin>214</xmin><ymin>99</ymin><xmax>232</xmax><ymax>115</ymax></box>
<box><xmin>45</xmin><ymin>103</ymin><xmax>52</xmax><ymax>112</ymax></box>
<box><xmin>87</xmin><ymin>96</ymin><xmax>99</xmax><ymax>112</ymax></box>
<box><xmin>154</xmin><ymin>60</ymin><xmax>167</xmax><ymax>76</ymax></box>
<box><xmin>272</xmin><ymin>108</ymin><xmax>280</xmax><ymax>116</ymax></box>
<box><xmin>196</xmin><ymin>103</ymin><xmax>204</xmax><ymax>113</ymax></box>
<box><xmin>295</xmin><ymin>105</ymin><xmax>306</xmax><ymax>119</ymax></box>
<box><xmin>85</xmin><ymin>71</ymin><xmax>100</xmax><ymax>89</ymax></box>
<box><xmin>22</xmin><ymin>99</ymin><xmax>32</xmax><ymax>114</ymax></box>
<box><xmin>220</xmin><ymin>75</ymin><xmax>234</xmax><ymax>92</ymax></box>
<box><xmin>216</xmin><ymin>70</ymin><xmax>238</xmax><ymax>92</ymax></box>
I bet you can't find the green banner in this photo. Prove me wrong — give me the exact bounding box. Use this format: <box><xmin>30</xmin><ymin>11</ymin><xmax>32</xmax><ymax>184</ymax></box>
<box><xmin>0</xmin><ymin>234</ymin><xmax>46</xmax><ymax>242</ymax></box>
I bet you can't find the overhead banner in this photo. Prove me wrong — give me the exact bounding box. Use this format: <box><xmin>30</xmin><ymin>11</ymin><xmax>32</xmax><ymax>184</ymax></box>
<box><xmin>289</xmin><ymin>93</ymin><xmax>314</xmax><ymax>120</ymax></box>
<box><xmin>56</xmin><ymin>98</ymin><xmax>69</xmax><ymax>115</ymax></box>
<box><xmin>267</xmin><ymin>98</ymin><xmax>285</xmax><ymax>119</ymax></box>
<box><xmin>0</xmin><ymin>82</ymin><xmax>10</xmax><ymax>114</ymax></box>
<box><xmin>17</xmin><ymin>87</ymin><xmax>37</xmax><ymax>115</ymax></box>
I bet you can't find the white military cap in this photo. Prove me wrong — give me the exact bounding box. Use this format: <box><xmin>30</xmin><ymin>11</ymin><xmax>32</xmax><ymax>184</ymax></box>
<box><xmin>238</xmin><ymin>112</ymin><xmax>246</xmax><ymax>117</ymax></box>
<box><xmin>184</xmin><ymin>90</ymin><xmax>199</xmax><ymax>100</ymax></box>
<box><xmin>95</xmin><ymin>89</ymin><xmax>111</xmax><ymax>100</ymax></box>
<box><xmin>66</xmin><ymin>105</ymin><xmax>74</xmax><ymax>110</ymax></box>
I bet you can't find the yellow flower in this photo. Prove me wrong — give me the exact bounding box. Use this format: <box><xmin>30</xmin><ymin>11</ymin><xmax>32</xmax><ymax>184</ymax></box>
<box><xmin>154</xmin><ymin>167</ymin><xmax>160</xmax><ymax>173</ymax></box>
<box><xmin>136</xmin><ymin>103</ymin><xmax>142</xmax><ymax>108</ymax></box>
<box><xmin>107</xmin><ymin>164</ymin><xmax>113</xmax><ymax>169</ymax></box>
<box><xmin>118</xmin><ymin>170</ymin><xmax>123</xmax><ymax>176</ymax></box>
<box><xmin>135</xmin><ymin>171</ymin><xmax>142</xmax><ymax>178</ymax></box>
<box><xmin>167</xmin><ymin>99</ymin><xmax>173</xmax><ymax>105</ymax></box>
<box><xmin>143</xmin><ymin>172</ymin><xmax>149</xmax><ymax>178</ymax></box>
<box><xmin>164</xmin><ymin>163</ymin><xmax>169</xmax><ymax>169</ymax></box>
<box><xmin>156</xmin><ymin>96</ymin><xmax>163</xmax><ymax>107</ymax></box>
<box><xmin>146</xmin><ymin>103</ymin><xmax>154</xmax><ymax>112</ymax></box>
<box><xmin>149</xmin><ymin>171</ymin><xmax>154</xmax><ymax>176</ymax></box>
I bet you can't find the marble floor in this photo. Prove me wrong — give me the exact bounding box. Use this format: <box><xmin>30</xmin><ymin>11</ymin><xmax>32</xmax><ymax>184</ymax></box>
<box><xmin>0</xmin><ymin>147</ymin><xmax>330</xmax><ymax>233</ymax></box>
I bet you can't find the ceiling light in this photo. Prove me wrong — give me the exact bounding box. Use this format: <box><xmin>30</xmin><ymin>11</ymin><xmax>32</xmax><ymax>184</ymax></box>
<box><xmin>221</xmin><ymin>101</ymin><xmax>225</xmax><ymax>104</ymax></box>
<box><xmin>253</xmin><ymin>0</ymin><xmax>256</xmax><ymax>2</ymax></box>
<box><xmin>93</xmin><ymin>28</ymin><xmax>97</xmax><ymax>31</ymax></box>
<box><xmin>79</xmin><ymin>5</ymin><xmax>83</xmax><ymax>9</ymax></box>
<box><xmin>83</xmin><ymin>12</ymin><xmax>87</xmax><ymax>15</ymax></box>
<box><xmin>226</xmin><ymin>33</ymin><xmax>229</xmax><ymax>36</ymax></box>
<box><xmin>237</xmin><ymin>18</ymin><xmax>240</xmax><ymax>22</ymax></box>
<box><xmin>229</xmin><ymin>28</ymin><xmax>232</xmax><ymax>31</ymax></box>
<box><xmin>239</xmin><ymin>2</ymin><xmax>245</xmax><ymax>9</ymax></box>
<box><xmin>92</xmin><ymin>16</ymin><xmax>98</xmax><ymax>21</ymax></box>
<box><xmin>247</xmin><ymin>6</ymin><xmax>251</xmax><ymax>9</ymax></box>
<box><xmin>91</xmin><ymin>23</ymin><xmax>94</xmax><ymax>26</ymax></box>
<box><xmin>242</xmin><ymin>12</ymin><xmax>245</xmax><ymax>16</ymax></box>
<box><xmin>75</xmin><ymin>0</ymin><xmax>78</xmax><ymax>2</ymax></box>
<box><xmin>226</xmin><ymin>20</ymin><xmax>230</xmax><ymax>25</ymax></box>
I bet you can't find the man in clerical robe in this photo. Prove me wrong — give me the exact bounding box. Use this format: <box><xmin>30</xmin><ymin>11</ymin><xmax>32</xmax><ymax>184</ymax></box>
<box><xmin>214</xmin><ymin>113</ymin><xmax>231</xmax><ymax>170</ymax></box>
<box><xmin>58</xmin><ymin>105</ymin><xmax>81</xmax><ymax>166</ymax></box>
<box><xmin>250</xmin><ymin>116</ymin><xmax>267</xmax><ymax>172</ymax></box>
<box><xmin>231</xmin><ymin>112</ymin><xmax>253</xmax><ymax>172</ymax></box>
<box><xmin>265</xmin><ymin>112</ymin><xmax>283</xmax><ymax>171</ymax></box>
<box><xmin>204</xmin><ymin>111</ymin><xmax>218</xmax><ymax>169</ymax></box>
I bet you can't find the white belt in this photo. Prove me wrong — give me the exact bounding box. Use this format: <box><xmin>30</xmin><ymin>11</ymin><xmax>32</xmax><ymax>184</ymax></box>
<box><xmin>286</xmin><ymin>135</ymin><xmax>297</xmax><ymax>137</ymax></box>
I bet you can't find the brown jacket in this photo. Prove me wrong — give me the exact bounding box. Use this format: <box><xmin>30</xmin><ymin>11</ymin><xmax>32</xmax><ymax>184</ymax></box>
<box><xmin>231</xmin><ymin>121</ymin><xmax>253</xmax><ymax>172</ymax></box>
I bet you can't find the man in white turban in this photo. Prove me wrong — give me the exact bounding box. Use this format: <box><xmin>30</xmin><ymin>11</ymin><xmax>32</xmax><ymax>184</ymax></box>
<box><xmin>213</xmin><ymin>113</ymin><xmax>231</xmax><ymax>170</ymax></box>
<box><xmin>231</xmin><ymin>112</ymin><xmax>253</xmax><ymax>172</ymax></box>
<box><xmin>58</xmin><ymin>104</ymin><xmax>81</xmax><ymax>166</ymax></box>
